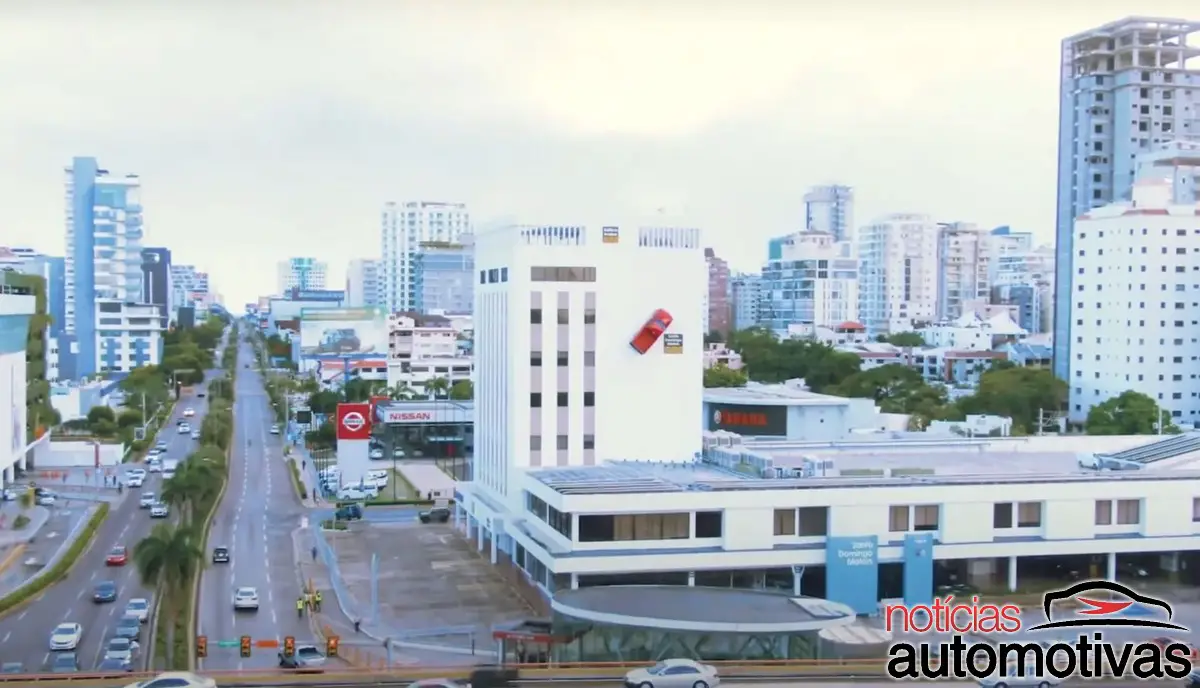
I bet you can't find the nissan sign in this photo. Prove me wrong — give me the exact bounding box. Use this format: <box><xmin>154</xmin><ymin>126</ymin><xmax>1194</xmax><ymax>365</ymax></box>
<box><xmin>382</xmin><ymin>410</ymin><xmax>434</xmax><ymax>424</ymax></box>
<box><xmin>707</xmin><ymin>403</ymin><xmax>788</xmax><ymax>437</ymax></box>
<box><xmin>342</xmin><ymin>411</ymin><xmax>366</xmax><ymax>433</ymax></box>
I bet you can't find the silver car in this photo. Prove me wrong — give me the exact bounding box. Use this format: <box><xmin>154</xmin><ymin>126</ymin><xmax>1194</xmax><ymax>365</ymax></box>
<box><xmin>103</xmin><ymin>637</ymin><xmax>139</xmax><ymax>663</ymax></box>
<box><xmin>624</xmin><ymin>659</ymin><xmax>720</xmax><ymax>688</ymax></box>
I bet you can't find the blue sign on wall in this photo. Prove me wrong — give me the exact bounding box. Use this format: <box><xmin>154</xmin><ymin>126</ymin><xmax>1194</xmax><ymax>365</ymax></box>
<box><xmin>903</xmin><ymin>533</ymin><xmax>935</xmax><ymax>607</ymax></box>
<box><xmin>288</xmin><ymin>289</ymin><xmax>344</xmax><ymax>302</ymax></box>
<box><xmin>825</xmin><ymin>535</ymin><xmax>879</xmax><ymax>615</ymax></box>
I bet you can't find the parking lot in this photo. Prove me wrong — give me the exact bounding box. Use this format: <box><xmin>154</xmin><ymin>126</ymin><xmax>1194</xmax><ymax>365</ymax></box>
<box><xmin>330</xmin><ymin>519</ymin><xmax>535</xmax><ymax>642</ymax></box>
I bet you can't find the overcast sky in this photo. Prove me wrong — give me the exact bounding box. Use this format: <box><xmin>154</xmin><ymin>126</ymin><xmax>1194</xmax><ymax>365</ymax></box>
<box><xmin>2</xmin><ymin>1</ymin><xmax>1198</xmax><ymax>307</ymax></box>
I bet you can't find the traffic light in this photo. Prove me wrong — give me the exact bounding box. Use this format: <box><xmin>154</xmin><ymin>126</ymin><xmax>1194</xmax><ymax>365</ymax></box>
<box><xmin>239</xmin><ymin>635</ymin><xmax>251</xmax><ymax>657</ymax></box>
<box><xmin>283</xmin><ymin>636</ymin><xmax>295</xmax><ymax>658</ymax></box>
<box><xmin>196</xmin><ymin>635</ymin><xmax>207</xmax><ymax>658</ymax></box>
<box><xmin>326</xmin><ymin>635</ymin><xmax>339</xmax><ymax>658</ymax></box>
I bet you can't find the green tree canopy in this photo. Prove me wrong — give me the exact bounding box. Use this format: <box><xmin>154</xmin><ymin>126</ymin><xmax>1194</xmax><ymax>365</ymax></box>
<box><xmin>876</xmin><ymin>332</ymin><xmax>926</xmax><ymax>347</ymax></box>
<box><xmin>703</xmin><ymin>364</ymin><xmax>748</xmax><ymax>388</ymax></box>
<box><xmin>1086</xmin><ymin>390</ymin><xmax>1178</xmax><ymax>435</ymax></box>
<box><xmin>449</xmin><ymin>379</ymin><xmax>474</xmax><ymax>400</ymax></box>
<box><xmin>831</xmin><ymin>363</ymin><xmax>947</xmax><ymax>415</ymax></box>
<box><xmin>725</xmin><ymin>327</ymin><xmax>861</xmax><ymax>391</ymax></box>
<box><xmin>308</xmin><ymin>390</ymin><xmax>341</xmax><ymax>414</ymax></box>
<box><xmin>954</xmin><ymin>366</ymin><xmax>1067</xmax><ymax>434</ymax></box>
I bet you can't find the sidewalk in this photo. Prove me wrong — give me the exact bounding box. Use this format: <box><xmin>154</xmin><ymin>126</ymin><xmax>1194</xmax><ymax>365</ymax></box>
<box><xmin>0</xmin><ymin>504</ymin><xmax>50</xmax><ymax>547</ymax></box>
<box><xmin>288</xmin><ymin>442</ymin><xmax>325</xmax><ymax>508</ymax></box>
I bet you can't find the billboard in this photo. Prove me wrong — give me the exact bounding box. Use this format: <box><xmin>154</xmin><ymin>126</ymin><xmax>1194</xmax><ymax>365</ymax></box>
<box><xmin>903</xmin><ymin>533</ymin><xmax>935</xmax><ymax>607</ymax></box>
<box><xmin>376</xmin><ymin>402</ymin><xmax>475</xmax><ymax>425</ymax></box>
<box><xmin>335</xmin><ymin>403</ymin><xmax>372</xmax><ymax>441</ymax></box>
<box><xmin>288</xmin><ymin>288</ymin><xmax>344</xmax><ymax>302</ymax></box>
<box><xmin>825</xmin><ymin>535</ymin><xmax>879</xmax><ymax>615</ymax></box>
<box><xmin>706</xmin><ymin>403</ymin><xmax>787</xmax><ymax>436</ymax></box>
<box><xmin>299</xmin><ymin>307</ymin><xmax>386</xmax><ymax>357</ymax></box>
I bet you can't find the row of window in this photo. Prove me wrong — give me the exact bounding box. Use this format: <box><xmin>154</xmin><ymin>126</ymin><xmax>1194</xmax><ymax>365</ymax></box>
<box><xmin>531</xmin><ymin>392</ymin><xmax>595</xmax><ymax>407</ymax></box>
<box><xmin>532</xmin><ymin>266</ymin><xmax>597</xmax><ymax>282</ymax></box>
<box><xmin>576</xmin><ymin>511</ymin><xmax>723</xmax><ymax>542</ymax></box>
<box><xmin>529</xmin><ymin>435</ymin><xmax>595</xmax><ymax>451</ymax></box>
<box><xmin>479</xmin><ymin>267</ymin><xmax>510</xmax><ymax>284</ymax></box>
<box><xmin>531</xmin><ymin>351</ymin><xmax>596</xmax><ymax>366</ymax></box>
<box><xmin>530</xmin><ymin>308</ymin><xmax>596</xmax><ymax>324</ymax></box>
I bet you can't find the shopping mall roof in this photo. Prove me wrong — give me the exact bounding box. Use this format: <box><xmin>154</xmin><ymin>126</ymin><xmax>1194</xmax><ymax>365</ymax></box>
<box><xmin>551</xmin><ymin>585</ymin><xmax>855</xmax><ymax>633</ymax></box>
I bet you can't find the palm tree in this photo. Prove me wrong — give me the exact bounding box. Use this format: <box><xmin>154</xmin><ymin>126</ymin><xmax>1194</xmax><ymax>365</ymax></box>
<box><xmin>386</xmin><ymin>384</ymin><xmax>417</xmax><ymax>400</ymax></box>
<box><xmin>134</xmin><ymin>522</ymin><xmax>204</xmax><ymax>667</ymax></box>
<box><xmin>425</xmin><ymin>377</ymin><xmax>450</xmax><ymax>399</ymax></box>
<box><xmin>161</xmin><ymin>460</ymin><xmax>221</xmax><ymax>523</ymax></box>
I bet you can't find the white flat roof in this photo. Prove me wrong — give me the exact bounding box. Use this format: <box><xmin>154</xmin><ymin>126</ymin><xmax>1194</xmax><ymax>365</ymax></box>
<box><xmin>704</xmin><ymin>385</ymin><xmax>849</xmax><ymax>407</ymax></box>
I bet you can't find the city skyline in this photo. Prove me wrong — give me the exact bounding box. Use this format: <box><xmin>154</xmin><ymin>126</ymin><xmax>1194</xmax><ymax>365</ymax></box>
<box><xmin>5</xmin><ymin>4</ymin><xmax>1195</xmax><ymax>307</ymax></box>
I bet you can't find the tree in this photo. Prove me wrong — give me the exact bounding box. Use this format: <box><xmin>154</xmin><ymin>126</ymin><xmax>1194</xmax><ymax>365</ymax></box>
<box><xmin>726</xmin><ymin>327</ymin><xmax>861</xmax><ymax>391</ymax></box>
<box><xmin>448</xmin><ymin>380</ymin><xmax>473</xmax><ymax>400</ymax></box>
<box><xmin>117</xmin><ymin>409</ymin><xmax>143</xmax><ymax>429</ymax></box>
<box><xmin>831</xmin><ymin>364</ymin><xmax>947</xmax><ymax>416</ymax></box>
<box><xmin>134</xmin><ymin>523</ymin><xmax>203</xmax><ymax>660</ymax></box>
<box><xmin>87</xmin><ymin>406</ymin><xmax>115</xmax><ymax>426</ymax></box>
<box><xmin>954</xmin><ymin>366</ymin><xmax>1067</xmax><ymax>435</ymax></box>
<box><xmin>344</xmin><ymin>378</ymin><xmax>385</xmax><ymax>403</ymax></box>
<box><xmin>1086</xmin><ymin>390</ymin><xmax>1178</xmax><ymax>435</ymax></box>
<box><xmin>876</xmin><ymin>332</ymin><xmax>926</xmax><ymax>347</ymax></box>
<box><xmin>704</xmin><ymin>330</ymin><xmax>725</xmax><ymax>345</ymax></box>
<box><xmin>703</xmin><ymin>364</ymin><xmax>748</xmax><ymax>388</ymax></box>
<box><xmin>305</xmin><ymin>420</ymin><xmax>337</xmax><ymax>450</ymax></box>
<box><xmin>386</xmin><ymin>384</ymin><xmax>418</xmax><ymax>400</ymax></box>
<box><xmin>162</xmin><ymin>460</ymin><xmax>221</xmax><ymax>522</ymax></box>
<box><xmin>425</xmin><ymin>377</ymin><xmax>450</xmax><ymax>399</ymax></box>
<box><xmin>307</xmin><ymin>390</ymin><xmax>341</xmax><ymax>415</ymax></box>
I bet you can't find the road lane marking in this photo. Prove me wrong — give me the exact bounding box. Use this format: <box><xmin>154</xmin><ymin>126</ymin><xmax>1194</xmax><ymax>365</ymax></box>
<box><xmin>18</xmin><ymin>610</ymin><xmax>26</xmax><ymax>621</ymax></box>
<box><xmin>75</xmin><ymin>588</ymin><xmax>84</xmax><ymax>600</ymax></box>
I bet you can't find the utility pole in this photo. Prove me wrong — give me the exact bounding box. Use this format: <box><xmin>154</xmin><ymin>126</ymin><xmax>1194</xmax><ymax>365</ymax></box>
<box><xmin>1037</xmin><ymin>408</ymin><xmax>1044</xmax><ymax>436</ymax></box>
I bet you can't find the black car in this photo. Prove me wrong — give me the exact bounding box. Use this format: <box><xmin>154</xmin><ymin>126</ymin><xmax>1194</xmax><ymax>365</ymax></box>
<box><xmin>419</xmin><ymin>507</ymin><xmax>451</xmax><ymax>524</ymax></box>
<box><xmin>212</xmin><ymin>546</ymin><xmax>230</xmax><ymax>564</ymax></box>
<box><xmin>93</xmin><ymin>581</ymin><xmax>117</xmax><ymax>603</ymax></box>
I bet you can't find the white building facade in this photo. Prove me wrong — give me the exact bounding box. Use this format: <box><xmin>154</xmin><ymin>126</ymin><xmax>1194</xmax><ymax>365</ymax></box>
<box><xmin>95</xmin><ymin>302</ymin><xmax>164</xmax><ymax>374</ymax></box>
<box><xmin>759</xmin><ymin>231</ymin><xmax>858</xmax><ymax>331</ymax></box>
<box><xmin>380</xmin><ymin>201</ymin><xmax>471</xmax><ymax>313</ymax></box>
<box><xmin>803</xmin><ymin>184</ymin><xmax>854</xmax><ymax>243</ymax></box>
<box><xmin>345</xmin><ymin>258</ymin><xmax>380</xmax><ymax>308</ymax></box>
<box><xmin>936</xmin><ymin>222</ymin><xmax>993</xmax><ymax>321</ymax></box>
<box><xmin>857</xmin><ymin>213</ymin><xmax>940</xmax><ymax>335</ymax></box>
<box><xmin>0</xmin><ymin>284</ymin><xmax>34</xmax><ymax>486</ymax></box>
<box><xmin>1069</xmin><ymin>149</ymin><xmax>1200</xmax><ymax>426</ymax></box>
<box><xmin>465</xmin><ymin>223</ymin><xmax>706</xmax><ymax>511</ymax></box>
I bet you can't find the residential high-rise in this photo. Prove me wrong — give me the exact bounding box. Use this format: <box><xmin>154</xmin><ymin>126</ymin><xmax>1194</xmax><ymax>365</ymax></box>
<box><xmin>64</xmin><ymin>157</ymin><xmax>152</xmax><ymax>377</ymax></box>
<box><xmin>804</xmin><ymin>184</ymin><xmax>855</xmax><ymax>243</ymax></box>
<box><xmin>760</xmin><ymin>231</ymin><xmax>859</xmax><ymax>331</ymax></box>
<box><xmin>344</xmin><ymin>259</ymin><xmax>380</xmax><ymax>308</ymax></box>
<box><xmin>730</xmin><ymin>274</ymin><xmax>763</xmax><ymax>331</ymax></box>
<box><xmin>704</xmin><ymin>248</ymin><xmax>731</xmax><ymax>336</ymax></box>
<box><xmin>469</xmin><ymin>223</ymin><xmax>704</xmax><ymax>506</ymax></box>
<box><xmin>170</xmin><ymin>265</ymin><xmax>210</xmax><ymax>323</ymax></box>
<box><xmin>276</xmin><ymin>257</ymin><xmax>327</xmax><ymax>294</ymax></box>
<box><xmin>857</xmin><ymin>213</ymin><xmax>940</xmax><ymax>335</ymax></box>
<box><xmin>936</xmin><ymin>222</ymin><xmax>993</xmax><ymax>321</ymax></box>
<box><xmin>141</xmin><ymin>248</ymin><xmax>171</xmax><ymax>329</ymax></box>
<box><xmin>413</xmin><ymin>238</ymin><xmax>474</xmax><ymax>314</ymax></box>
<box><xmin>990</xmin><ymin>228</ymin><xmax>1055</xmax><ymax>335</ymax></box>
<box><xmin>1053</xmin><ymin>16</ymin><xmax>1200</xmax><ymax>379</ymax></box>
<box><xmin>1068</xmin><ymin>143</ymin><xmax>1200</xmax><ymax>426</ymax></box>
<box><xmin>380</xmin><ymin>201</ymin><xmax>471</xmax><ymax>313</ymax></box>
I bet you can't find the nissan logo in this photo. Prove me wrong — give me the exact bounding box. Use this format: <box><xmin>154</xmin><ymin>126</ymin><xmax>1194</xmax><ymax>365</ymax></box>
<box><xmin>342</xmin><ymin>411</ymin><xmax>366</xmax><ymax>433</ymax></box>
<box><xmin>713</xmin><ymin>410</ymin><xmax>722</xmax><ymax>425</ymax></box>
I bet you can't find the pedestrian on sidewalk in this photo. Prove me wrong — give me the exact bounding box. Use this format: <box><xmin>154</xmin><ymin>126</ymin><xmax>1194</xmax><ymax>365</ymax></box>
<box><xmin>314</xmin><ymin>590</ymin><xmax>322</xmax><ymax>612</ymax></box>
<box><xmin>354</xmin><ymin>618</ymin><xmax>361</xmax><ymax>633</ymax></box>
<box><xmin>296</xmin><ymin>596</ymin><xmax>305</xmax><ymax>618</ymax></box>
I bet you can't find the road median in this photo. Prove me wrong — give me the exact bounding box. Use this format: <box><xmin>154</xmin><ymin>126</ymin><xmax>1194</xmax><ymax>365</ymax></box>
<box><xmin>0</xmin><ymin>502</ymin><xmax>109</xmax><ymax>618</ymax></box>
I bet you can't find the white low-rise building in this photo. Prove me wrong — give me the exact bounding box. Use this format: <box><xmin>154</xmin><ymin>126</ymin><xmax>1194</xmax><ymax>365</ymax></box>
<box><xmin>387</xmin><ymin>355</ymin><xmax>473</xmax><ymax>393</ymax></box>
<box><xmin>50</xmin><ymin>380</ymin><xmax>114</xmax><ymax>422</ymax></box>
<box><xmin>702</xmin><ymin>343</ymin><xmax>743</xmax><ymax>370</ymax></box>
<box><xmin>918</xmin><ymin>310</ymin><xmax>1026</xmax><ymax>351</ymax></box>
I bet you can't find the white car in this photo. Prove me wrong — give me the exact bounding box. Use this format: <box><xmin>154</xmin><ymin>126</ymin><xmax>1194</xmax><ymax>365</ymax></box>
<box><xmin>140</xmin><ymin>493</ymin><xmax>157</xmax><ymax>508</ymax></box>
<box><xmin>178</xmin><ymin>423</ymin><xmax>190</xmax><ymax>434</ymax></box>
<box><xmin>147</xmin><ymin>459</ymin><xmax>162</xmax><ymax>473</ymax></box>
<box><xmin>125</xmin><ymin>598</ymin><xmax>150</xmax><ymax>622</ymax></box>
<box><xmin>336</xmin><ymin>487</ymin><xmax>371</xmax><ymax>501</ymax></box>
<box><xmin>191</xmin><ymin>431</ymin><xmax>200</xmax><ymax>440</ymax></box>
<box><xmin>270</xmin><ymin>424</ymin><xmax>280</xmax><ymax>435</ymax></box>
<box><xmin>127</xmin><ymin>474</ymin><xmax>145</xmax><ymax>488</ymax></box>
<box><xmin>183</xmin><ymin>408</ymin><xmax>195</xmax><ymax>417</ymax></box>
<box><xmin>150</xmin><ymin>503</ymin><xmax>169</xmax><ymax>518</ymax></box>
<box><xmin>122</xmin><ymin>671</ymin><xmax>217</xmax><ymax>688</ymax></box>
<box><xmin>104</xmin><ymin>637</ymin><xmax>140</xmax><ymax>662</ymax></box>
<box><xmin>368</xmin><ymin>448</ymin><xmax>384</xmax><ymax>460</ymax></box>
<box><xmin>233</xmin><ymin>587</ymin><xmax>259</xmax><ymax>611</ymax></box>
<box><xmin>49</xmin><ymin>622</ymin><xmax>82</xmax><ymax>650</ymax></box>
<box><xmin>624</xmin><ymin>659</ymin><xmax>720</xmax><ymax>688</ymax></box>
<box><xmin>37</xmin><ymin>494</ymin><xmax>57</xmax><ymax>506</ymax></box>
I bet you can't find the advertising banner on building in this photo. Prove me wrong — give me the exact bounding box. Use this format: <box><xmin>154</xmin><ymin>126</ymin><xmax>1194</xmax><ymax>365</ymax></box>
<box><xmin>706</xmin><ymin>403</ymin><xmax>787</xmax><ymax>436</ymax></box>
<box><xmin>662</xmin><ymin>333</ymin><xmax>683</xmax><ymax>354</ymax></box>
<box><xmin>825</xmin><ymin>535</ymin><xmax>879</xmax><ymax>615</ymax></box>
<box><xmin>377</xmin><ymin>403</ymin><xmax>474</xmax><ymax>425</ymax></box>
<box><xmin>903</xmin><ymin>533</ymin><xmax>935</xmax><ymax>607</ymax></box>
<box><xmin>288</xmin><ymin>288</ymin><xmax>345</xmax><ymax>302</ymax></box>
<box><xmin>335</xmin><ymin>403</ymin><xmax>372</xmax><ymax>441</ymax></box>
<box><xmin>299</xmin><ymin>307</ymin><xmax>386</xmax><ymax>357</ymax></box>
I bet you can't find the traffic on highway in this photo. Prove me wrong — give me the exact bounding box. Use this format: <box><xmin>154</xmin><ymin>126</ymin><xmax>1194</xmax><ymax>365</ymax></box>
<box><xmin>0</xmin><ymin>386</ymin><xmax>213</xmax><ymax>675</ymax></box>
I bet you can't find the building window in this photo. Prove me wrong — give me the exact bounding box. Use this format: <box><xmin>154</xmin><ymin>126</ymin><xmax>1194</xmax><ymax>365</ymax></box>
<box><xmin>583</xmin><ymin>392</ymin><xmax>594</xmax><ymax>407</ymax></box>
<box><xmin>556</xmin><ymin>392</ymin><xmax>568</xmax><ymax>407</ymax></box>
<box><xmin>582</xmin><ymin>434</ymin><xmax>594</xmax><ymax>450</ymax></box>
<box><xmin>530</xmin><ymin>352</ymin><xmax>542</xmax><ymax>366</ymax></box>
<box><xmin>530</xmin><ymin>435</ymin><xmax>541</xmax><ymax>451</ymax></box>
<box><xmin>557</xmin><ymin>308</ymin><xmax>569</xmax><ymax>324</ymax></box>
<box><xmin>557</xmin><ymin>351</ymin><xmax>568</xmax><ymax>366</ymax></box>
<box><xmin>1193</xmin><ymin>498</ymin><xmax>1200</xmax><ymax>523</ymax></box>
<box><xmin>993</xmin><ymin>503</ymin><xmax>1013</xmax><ymax>528</ymax></box>
<box><xmin>797</xmin><ymin>506</ymin><xmax>828</xmax><ymax>536</ymax></box>
<box><xmin>584</xmin><ymin>308</ymin><xmax>596</xmax><ymax>324</ymax></box>
<box><xmin>773</xmin><ymin>509</ymin><xmax>795</xmax><ymax>535</ymax></box>
<box><xmin>500</xmin><ymin>267</ymin><xmax>508</xmax><ymax>282</ymax></box>
<box><xmin>688</xmin><ymin>510</ymin><xmax>721</xmax><ymax>539</ymax></box>
<box><xmin>1116</xmin><ymin>499</ymin><xmax>1140</xmax><ymax>525</ymax></box>
<box><xmin>556</xmin><ymin>435</ymin><xmax>568</xmax><ymax>450</ymax></box>
<box><xmin>1017</xmin><ymin>502</ymin><xmax>1042</xmax><ymax>527</ymax></box>
<box><xmin>888</xmin><ymin>505</ymin><xmax>909</xmax><ymax>532</ymax></box>
<box><xmin>530</xmin><ymin>308</ymin><xmax>542</xmax><ymax>324</ymax></box>
<box><xmin>531</xmin><ymin>266</ymin><xmax>598</xmax><ymax>282</ymax></box>
<box><xmin>913</xmin><ymin>505</ymin><xmax>939</xmax><ymax>531</ymax></box>
<box><xmin>479</xmin><ymin>271</ymin><xmax>486</xmax><ymax>284</ymax></box>
<box><xmin>579</xmin><ymin>513</ymin><xmax>688</xmax><ymax>542</ymax></box>
<box><xmin>584</xmin><ymin>351</ymin><xmax>595</xmax><ymax>367</ymax></box>
<box><xmin>1095</xmin><ymin>499</ymin><xmax>1112</xmax><ymax>525</ymax></box>
<box><xmin>530</xmin><ymin>393</ymin><xmax>542</xmax><ymax>408</ymax></box>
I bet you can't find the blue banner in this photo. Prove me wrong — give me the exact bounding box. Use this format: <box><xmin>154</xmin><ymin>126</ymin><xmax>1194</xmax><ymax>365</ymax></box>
<box><xmin>903</xmin><ymin>533</ymin><xmax>934</xmax><ymax>606</ymax></box>
<box><xmin>288</xmin><ymin>289</ymin><xmax>344</xmax><ymax>302</ymax></box>
<box><xmin>825</xmin><ymin>535</ymin><xmax>878</xmax><ymax>615</ymax></box>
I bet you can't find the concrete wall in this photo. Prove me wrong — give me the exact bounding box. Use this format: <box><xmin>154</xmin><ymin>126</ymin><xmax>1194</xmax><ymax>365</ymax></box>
<box><xmin>43</xmin><ymin>441</ymin><xmax>125</xmax><ymax>467</ymax></box>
